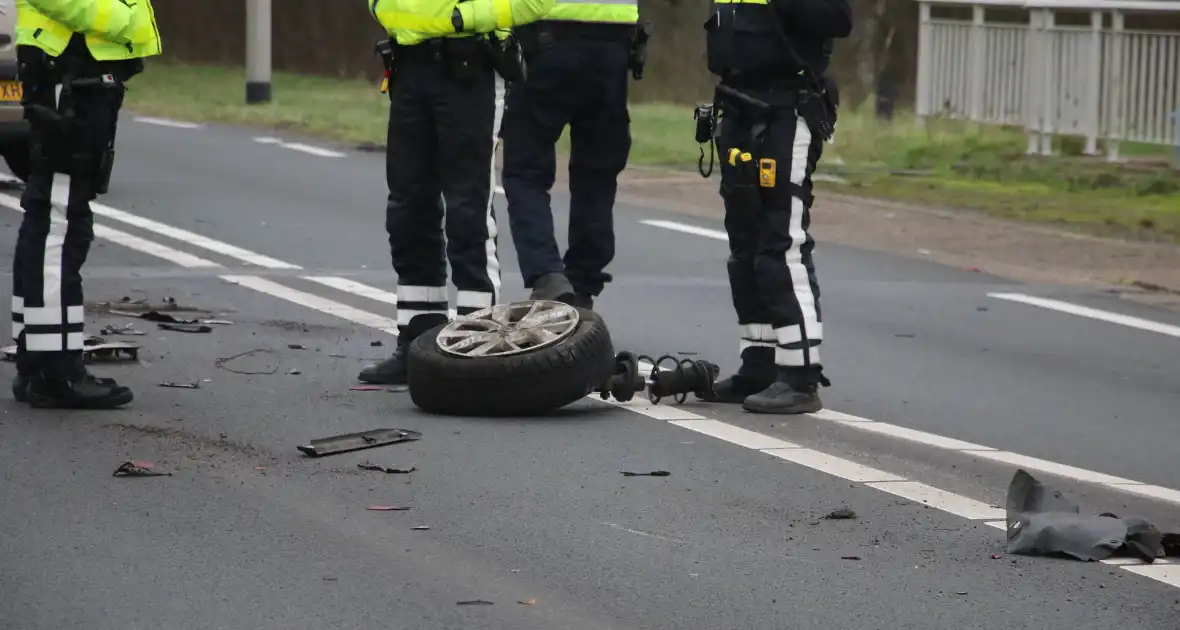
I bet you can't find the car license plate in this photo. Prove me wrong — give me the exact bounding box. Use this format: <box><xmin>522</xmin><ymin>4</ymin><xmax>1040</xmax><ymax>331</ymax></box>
<box><xmin>0</xmin><ymin>81</ymin><xmax>23</xmax><ymax>102</ymax></box>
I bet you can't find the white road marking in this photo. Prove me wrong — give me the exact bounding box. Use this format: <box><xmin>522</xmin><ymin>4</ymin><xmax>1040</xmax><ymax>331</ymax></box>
<box><xmin>0</xmin><ymin>193</ymin><xmax>221</xmax><ymax>270</ymax></box>
<box><xmin>4</xmin><ymin>198</ymin><xmax>1176</xmax><ymax>590</ymax></box>
<box><xmin>134</xmin><ymin>116</ymin><xmax>203</xmax><ymax>129</ymax></box>
<box><xmin>220</xmin><ymin>275</ymin><xmax>399</xmax><ymax>336</ymax></box>
<box><xmin>302</xmin><ymin>276</ymin><xmax>457</xmax><ymax>320</ymax></box>
<box><xmin>989</xmin><ymin>292</ymin><xmax>1180</xmax><ymax>339</ymax></box>
<box><xmin>252</xmin><ymin>136</ymin><xmax>346</xmax><ymax>158</ymax></box>
<box><xmin>640</xmin><ymin>219</ymin><xmax>728</xmax><ymax>241</ymax></box>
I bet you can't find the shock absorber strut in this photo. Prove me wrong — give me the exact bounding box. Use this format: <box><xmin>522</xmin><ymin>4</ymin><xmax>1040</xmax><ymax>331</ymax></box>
<box><xmin>595</xmin><ymin>351</ymin><xmax>721</xmax><ymax>405</ymax></box>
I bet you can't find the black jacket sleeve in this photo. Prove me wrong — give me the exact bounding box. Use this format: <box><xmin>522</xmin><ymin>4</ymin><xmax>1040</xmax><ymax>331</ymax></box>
<box><xmin>775</xmin><ymin>0</ymin><xmax>853</xmax><ymax>39</ymax></box>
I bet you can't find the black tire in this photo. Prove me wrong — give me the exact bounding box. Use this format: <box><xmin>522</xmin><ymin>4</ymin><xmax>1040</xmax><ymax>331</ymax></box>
<box><xmin>407</xmin><ymin>307</ymin><xmax>616</xmax><ymax>417</ymax></box>
<box><xmin>2</xmin><ymin>136</ymin><xmax>31</xmax><ymax>183</ymax></box>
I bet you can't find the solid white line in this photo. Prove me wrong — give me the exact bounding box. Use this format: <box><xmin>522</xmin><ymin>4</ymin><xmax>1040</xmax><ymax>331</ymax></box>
<box><xmin>304</xmin><ymin>276</ymin><xmax>398</xmax><ymax>305</ymax></box>
<box><xmin>865</xmin><ymin>480</ymin><xmax>1006</xmax><ymax>520</ymax></box>
<box><xmin>668</xmin><ymin>419</ymin><xmax>801</xmax><ymax>450</ymax></box>
<box><xmin>639</xmin><ymin>219</ymin><xmax>728</xmax><ymax>241</ymax></box>
<box><xmin>837</xmin><ymin>419</ymin><xmax>997</xmax><ymax>451</ymax></box>
<box><xmin>49</xmin><ymin>184</ymin><xmax>302</xmax><ymax>270</ymax></box>
<box><xmin>988</xmin><ymin>292</ymin><xmax>1180</xmax><ymax>339</ymax></box>
<box><xmin>282</xmin><ymin>143</ymin><xmax>347</xmax><ymax>158</ymax></box>
<box><xmin>968</xmin><ymin>450</ymin><xmax>1137</xmax><ymax>485</ymax></box>
<box><xmin>134</xmin><ymin>116</ymin><xmax>202</xmax><ymax>129</ymax></box>
<box><xmin>220</xmin><ymin>275</ymin><xmax>399</xmax><ymax>336</ymax></box>
<box><xmin>0</xmin><ymin>193</ymin><xmax>222</xmax><ymax>270</ymax></box>
<box><xmin>1105</xmin><ymin>483</ymin><xmax>1180</xmax><ymax>505</ymax></box>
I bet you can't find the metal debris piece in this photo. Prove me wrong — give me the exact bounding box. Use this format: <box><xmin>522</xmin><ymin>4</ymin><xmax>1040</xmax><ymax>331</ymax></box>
<box><xmin>127</xmin><ymin>310</ymin><xmax>199</xmax><ymax>324</ymax></box>
<box><xmin>840</xmin><ymin>555</ymin><xmax>861</xmax><ymax>561</ymax></box>
<box><xmin>1005</xmin><ymin>469</ymin><xmax>1177</xmax><ymax>562</ymax></box>
<box><xmin>358</xmin><ymin>462</ymin><xmax>416</xmax><ymax>474</ymax></box>
<box><xmin>4</xmin><ymin>336</ymin><xmax>141</xmax><ymax>363</ymax></box>
<box><xmin>201</xmin><ymin>319</ymin><xmax>234</xmax><ymax>325</ymax></box>
<box><xmin>329</xmin><ymin>353</ymin><xmax>347</xmax><ymax>358</ymax></box>
<box><xmin>296</xmin><ymin>428</ymin><xmax>422</xmax><ymax>458</ymax></box>
<box><xmin>456</xmin><ymin>600</ymin><xmax>493</xmax><ymax>606</ymax></box>
<box><xmin>288</xmin><ymin>343</ymin><xmax>306</xmax><ymax>350</ymax></box>
<box><xmin>159</xmin><ymin>323</ymin><xmax>213</xmax><ymax>334</ymax></box>
<box><xmin>412</xmin><ymin>525</ymin><xmax>431</xmax><ymax>531</ymax></box>
<box><xmin>113</xmin><ymin>460</ymin><xmax>173</xmax><ymax>477</ymax></box>
<box><xmin>350</xmin><ymin>385</ymin><xmax>385</xmax><ymax>391</ymax></box>
<box><xmin>621</xmin><ymin>470</ymin><xmax>670</xmax><ymax>477</ymax></box>
<box><xmin>287</xmin><ymin>369</ymin><xmax>302</xmax><ymax>375</ymax></box>
<box><xmin>366</xmin><ymin>505</ymin><xmax>411</xmax><ymax>511</ymax></box>
<box><xmin>518</xmin><ymin>599</ymin><xmax>537</xmax><ymax>606</ymax></box>
<box><xmin>159</xmin><ymin>381</ymin><xmax>200</xmax><ymax>389</ymax></box>
<box><xmin>824</xmin><ymin>508</ymin><xmax>858</xmax><ymax>520</ymax></box>
<box><xmin>101</xmin><ymin>323</ymin><xmax>146</xmax><ymax>336</ymax></box>
<box><xmin>215</xmin><ymin>348</ymin><xmax>279</xmax><ymax>375</ymax></box>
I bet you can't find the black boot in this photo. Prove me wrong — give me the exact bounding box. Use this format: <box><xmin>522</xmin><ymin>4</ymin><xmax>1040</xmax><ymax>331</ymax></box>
<box><xmin>742</xmin><ymin>366</ymin><xmax>828</xmax><ymax>415</ymax></box>
<box><xmin>530</xmin><ymin>273</ymin><xmax>578</xmax><ymax>304</ymax></box>
<box><xmin>25</xmin><ymin>353</ymin><xmax>134</xmax><ymax>410</ymax></box>
<box><xmin>699</xmin><ymin>346</ymin><xmax>775</xmax><ymax>403</ymax></box>
<box><xmin>357</xmin><ymin>313</ymin><xmax>448</xmax><ymax>385</ymax></box>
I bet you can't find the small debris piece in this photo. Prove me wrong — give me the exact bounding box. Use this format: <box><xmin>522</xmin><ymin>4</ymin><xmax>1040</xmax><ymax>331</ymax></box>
<box><xmin>136</xmin><ymin>310</ymin><xmax>198</xmax><ymax>324</ymax></box>
<box><xmin>370</xmin><ymin>340</ymin><xmax>384</xmax><ymax>347</ymax></box>
<box><xmin>412</xmin><ymin>525</ymin><xmax>431</xmax><ymax>531</ymax></box>
<box><xmin>215</xmin><ymin>348</ymin><xmax>279</xmax><ymax>375</ymax></box>
<box><xmin>329</xmin><ymin>353</ymin><xmax>347</xmax><ymax>358</ymax></box>
<box><xmin>358</xmin><ymin>462</ymin><xmax>416</xmax><ymax>474</ymax></box>
<box><xmin>367</xmin><ymin>506</ymin><xmax>412</xmax><ymax>511</ymax></box>
<box><xmin>297</xmin><ymin>428</ymin><xmax>422</xmax><ymax>458</ymax></box>
<box><xmin>518</xmin><ymin>599</ymin><xmax>537</xmax><ymax>606</ymax></box>
<box><xmin>159</xmin><ymin>381</ymin><xmax>200</xmax><ymax>389</ymax></box>
<box><xmin>990</xmin><ymin>554</ymin><xmax>1003</xmax><ymax>559</ymax></box>
<box><xmin>322</xmin><ymin>577</ymin><xmax>338</xmax><ymax>582</ymax></box>
<box><xmin>840</xmin><ymin>556</ymin><xmax>861</xmax><ymax>561</ymax></box>
<box><xmin>456</xmin><ymin>600</ymin><xmax>493</xmax><ymax>606</ymax></box>
<box><xmin>201</xmin><ymin>319</ymin><xmax>234</xmax><ymax>325</ymax></box>
<box><xmin>621</xmin><ymin>470</ymin><xmax>670</xmax><ymax>477</ymax></box>
<box><xmin>288</xmin><ymin>369</ymin><xmax>302</xmax><ymax>375</ymax></box>
<box><xmin>120</xmin><ymin>296</ymin><xmax>148</xmax><ymax>305</ymax></box>
<box><xmin>101</xmin><ymin>323</ymin><xmax>145</xmax><ymax>336</ymax></box>
<box><xmin>288</xmin><ymin>343</ymin><xmax>306</xmax><ymax>350</ymax></box>
<box><xmin>350</xmin><ymin>385</ymin><xmax>385</xmax><ymax>391</ymax></box>
<box><xmin>158</xmin><ymin>323</ymin><xmax>213</xmax><ymax>334</ymax></box>
<box><xmin>955</xmin><ymin>591</ymin><xmax>968</xmax><ymax>596</ymax></box>
<box><xmin>113</xmin><ymin>461</ymin><xmax>173</xmax><ymax>477</ymax></box>
<box><xmin>823</xmin><ymin>508</ymin><xmax>858</xmax><ymax>520</ymax></box>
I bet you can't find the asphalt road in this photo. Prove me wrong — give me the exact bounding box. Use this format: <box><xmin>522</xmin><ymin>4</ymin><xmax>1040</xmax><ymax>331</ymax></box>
<box><xmin>0</xmin><ymin>116</ymin><xmax>1178</xmax><ymax>630</ymax></box>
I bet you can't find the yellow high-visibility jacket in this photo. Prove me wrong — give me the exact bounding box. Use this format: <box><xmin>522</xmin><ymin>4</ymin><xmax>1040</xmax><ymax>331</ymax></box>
<box><xmin>371</xmin><ymin>0</ymin><xmax>556</xmax><ymax>46</ymax></box>
<box><xmin>16</xmin><ymin>0</ymin><xmax>162</xmax><ymax>61</ymax></box>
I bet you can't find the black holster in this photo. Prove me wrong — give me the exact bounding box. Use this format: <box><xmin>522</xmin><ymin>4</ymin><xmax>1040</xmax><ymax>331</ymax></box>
<box><xmin>628</xmin><ymin>21</ymin><xmax>653</xmax><ymax>80</ymax></box>
<box><xmin>481</xmin><ymin>32</ymin><xmax>528</xmax><ymax>84</ymax></box>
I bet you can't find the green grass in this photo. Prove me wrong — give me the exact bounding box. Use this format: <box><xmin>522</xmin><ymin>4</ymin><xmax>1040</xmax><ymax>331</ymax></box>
<box><xmin>125</xmin><ymin>61</ymin><xmax>1180</xmax><ymax>242</ymax></box>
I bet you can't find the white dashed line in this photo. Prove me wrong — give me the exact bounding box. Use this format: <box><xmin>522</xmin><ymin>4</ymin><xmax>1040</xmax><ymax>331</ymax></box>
<box><xmin>252</xmin><ymin>136</ymin><xmax>346</xmax><ymax>158</ymax></box>
<box><xmin>988</xmin><ymin>292</ymin><xmax>1180</xmax><ymax>339</ymax></box>
<box><xmin>134</xmin><ymin>116</ymin><xmax>203</xmax><ymax>129</ymax></box>
<box><xmin>639</xmin><ymin>218</ymin><xmax>728</xmax><ymax>241</ymax></box>
<box><xmin>3</xmin><ymin>198</ymin><xmax>1176</xmax><ymax>590</ymax></box>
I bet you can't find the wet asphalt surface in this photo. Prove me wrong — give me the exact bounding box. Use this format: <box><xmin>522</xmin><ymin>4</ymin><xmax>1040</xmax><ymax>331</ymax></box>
<box><xmin>0</xmin><ymin>119</ymin><xmax>1178</xmax><ymax>629</ymax></box>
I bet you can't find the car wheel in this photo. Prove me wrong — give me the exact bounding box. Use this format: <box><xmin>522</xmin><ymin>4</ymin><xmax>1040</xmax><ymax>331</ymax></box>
<box><xmin>407</xmin><ymin>300</ymin><xmax>616</xmax><ymax>417</ymax></box>
<box><xmin>2</xmin><ymin>136</ymin><xmax>31</xmax><ymax>183</ymax></box>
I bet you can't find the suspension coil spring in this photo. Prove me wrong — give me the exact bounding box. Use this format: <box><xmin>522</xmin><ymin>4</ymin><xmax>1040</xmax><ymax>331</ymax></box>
<box><xmin>634</xmin><ymin>354</ymin><xmax>721</xmax><ymax>406</ymax></box>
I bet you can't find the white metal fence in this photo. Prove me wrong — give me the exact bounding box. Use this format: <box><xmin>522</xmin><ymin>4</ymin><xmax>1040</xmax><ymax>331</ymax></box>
<box><xmin>914</xmin><ymin>0</ymin><xmax>1180</xmax><ymax>160</ymax></box>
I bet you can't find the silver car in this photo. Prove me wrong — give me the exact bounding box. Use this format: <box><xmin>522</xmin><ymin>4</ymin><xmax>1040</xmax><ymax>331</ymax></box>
<box><xmin>0</xmin><ymin>1</ymin><xmax>30</xmax><ymax>182</ymax></box>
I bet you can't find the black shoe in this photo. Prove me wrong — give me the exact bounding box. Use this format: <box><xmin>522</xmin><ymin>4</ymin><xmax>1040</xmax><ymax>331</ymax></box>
<box><xmin>357</xmin><ymin>347</ymin><xmax>409</xmax><ymax>385</ymax></box>
<box><xmin>12</xmin><ymin>373</ymin><xmax>28</xmax><ymax>402</ymax></box>
<box><xmin>26</xmin><ymin>372</ymin><xmax>134</xmax><ymax>409</ymax></box>
<box><xmin>529</xmin><ymin>273</ymin><xmax>577</xmax><ymax>303</ymax></box>
<box><xmin>699</xmin><ymin>373</ymin><xmax>773</xmax><ymax>403</ymax></box>
<box><xmin>741</xmin><ymin>381</ymin><xmax>823</xmax><ymax>415</ymax></box>
<box><xmin>567</xmin><ymin>293</ymin><xmax>594</xmax><ymax>310</ymax></box>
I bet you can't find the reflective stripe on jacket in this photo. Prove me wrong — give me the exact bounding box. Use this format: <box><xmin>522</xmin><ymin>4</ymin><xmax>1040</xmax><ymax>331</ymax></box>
<box><xmin>543</xmin><ymin>0</ymin><xmax>637</xmax><ymax>25</ymax></box>
<box><xmin>16</xmin><ymin>0</ymin><xmax>162</xmax><ymax>60</ymax></box>
<box><xmin>372</xmin><ymin>0</ymin><xmax>556</xmax><ymax>46</ymax></box>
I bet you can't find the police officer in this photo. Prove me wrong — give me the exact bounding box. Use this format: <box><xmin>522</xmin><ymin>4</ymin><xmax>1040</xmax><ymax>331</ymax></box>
<box><xmin>499</xmin><ymin>0</ymin><xmax>648</xmax><ymax>309</ymax></box>
<box><xmin>698</xmin><ymin>0</ymin><xmax>850</xmax><ymax>414</ymax></box>
<box><xmin>9</xmin><ymin>0</ymin><xmax>160</xmax><ymax>408</ymax></box>
<box><xmin>359</xmin><ymin>0</ymin><xmax>556</xmax><ymax>385</ymax></box>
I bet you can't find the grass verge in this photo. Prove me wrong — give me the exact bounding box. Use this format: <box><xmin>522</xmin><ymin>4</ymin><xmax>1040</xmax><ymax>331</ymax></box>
<box><xmin>126</xmin><ymin>62</ymin><xmax>1180</xmax><ymax>243</ymax></box>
